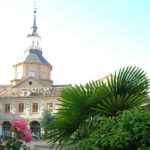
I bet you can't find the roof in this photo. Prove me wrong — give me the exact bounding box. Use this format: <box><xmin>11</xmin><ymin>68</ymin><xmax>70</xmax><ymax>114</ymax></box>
<box><xmin>0</xmin><ymin>85</ymin><xmax>10</xmax><ymax>90</ymax></box>
<box><xmin>25</xmin><ymin>53</ymin><xmax>41</xmax><ymax>63</ymax></box>
<box><xmin>24</xmin><ymin>49</ymin><xmax>50</xmax><ymax>65</ymax></box>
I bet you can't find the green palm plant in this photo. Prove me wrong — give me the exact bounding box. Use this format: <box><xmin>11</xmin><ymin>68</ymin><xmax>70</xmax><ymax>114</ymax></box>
<box><xmin>45</xmin><ymin>66</ymin><xmax>149</xmax><ymax>148</ymax></box>
<box><xmin>96</xmin><ymin>66</ymin><xmax>149</xmax><ymax>116</ymax></box>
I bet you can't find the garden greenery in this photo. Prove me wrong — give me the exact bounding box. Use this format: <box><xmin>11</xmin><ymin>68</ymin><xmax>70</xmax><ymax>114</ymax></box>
<box><xmin>78</xmin><ymin>108</ymin><xmax>150</xmax><ymax>150</ymax></box>
<box><xmin>44</xmin><ymin>66</ymin><xmax>150</xmax><ymax>150</ymax></box>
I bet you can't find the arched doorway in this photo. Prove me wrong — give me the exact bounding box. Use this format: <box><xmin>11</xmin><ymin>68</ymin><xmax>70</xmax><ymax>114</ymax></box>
<box><xmin>2</xmin><ymin>121</ymin><xmax>11</xmax><ymax>138</ymax></box>
<box><xmin>30</xmin><ymin>121</ymin><xmax>41</xmax><ymax>140</ymax></box>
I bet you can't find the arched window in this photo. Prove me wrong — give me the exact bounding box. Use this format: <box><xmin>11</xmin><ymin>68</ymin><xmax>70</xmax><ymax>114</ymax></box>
<box><xmin>30</xmin><ymin>121</ymin><xmax>41</xmax><ymax>140</ymax></box>
<box><xmin>2</xmin><ymin>121</ymin><xmax>11</xmax><ymax>138</ymax></box>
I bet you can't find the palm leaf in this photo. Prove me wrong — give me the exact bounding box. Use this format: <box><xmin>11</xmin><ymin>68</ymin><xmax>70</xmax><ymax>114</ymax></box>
<box><xmin>45</xmin><ymin>66</ymin><xmax>149</xmax><ymax>147</ymax></box>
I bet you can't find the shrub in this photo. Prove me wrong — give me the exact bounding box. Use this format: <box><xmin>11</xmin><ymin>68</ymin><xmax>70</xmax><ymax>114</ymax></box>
<box><xmin>78</xmin><ymin>108</ymin><xmax>150</xmax><ymax>150</ymax></box>
<box><xmin>4</xmin><ymin>119</ymin><xmax>32</xmax><ymax>150</ymax></box>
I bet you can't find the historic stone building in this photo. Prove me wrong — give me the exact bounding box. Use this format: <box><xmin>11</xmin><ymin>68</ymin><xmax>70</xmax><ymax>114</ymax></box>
<box><xmin>0</xmin><ymin>8</ymin><xmax>67</xmax><ymax>138</ymax></box>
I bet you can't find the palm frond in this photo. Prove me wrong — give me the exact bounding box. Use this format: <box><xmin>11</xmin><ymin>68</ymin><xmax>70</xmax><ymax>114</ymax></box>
<box><xmin>45</xmin><ymin>66</ymin><xmax>150</xmax><ymax>147</ymax></box>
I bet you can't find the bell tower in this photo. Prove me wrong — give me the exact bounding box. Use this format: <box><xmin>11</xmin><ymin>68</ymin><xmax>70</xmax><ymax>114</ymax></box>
<box><xmin>11</xmin><ymin>2</ymin><xmax>52</xmax><ymax>86</ymax></box>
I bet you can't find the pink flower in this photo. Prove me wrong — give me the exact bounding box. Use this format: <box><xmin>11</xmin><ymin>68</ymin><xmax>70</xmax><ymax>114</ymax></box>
<box><xmin>11</xmin><ymin>120</ymin><xmax>28</xmax><ymax>132</ymax></box>
<box><xmin>11</xmin><ymin>119</ymin><xmax>32</xmax><ymax>142</ymax></box>
<box><xmin>21</xmin><ymin>128</ymin><xmax>32</xmax><ymax>142</ymax></box>
<box><xmin>21</xmin><ymin>133</ymin><xmax>32</xmax><ymax>142</ymax></box>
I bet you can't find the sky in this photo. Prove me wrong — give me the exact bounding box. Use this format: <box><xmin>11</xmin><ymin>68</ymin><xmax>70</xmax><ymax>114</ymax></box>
<box><xmin>0</xmin><ymin>0</ymin><xmax>150</xmax><ymax>85</ymax></box>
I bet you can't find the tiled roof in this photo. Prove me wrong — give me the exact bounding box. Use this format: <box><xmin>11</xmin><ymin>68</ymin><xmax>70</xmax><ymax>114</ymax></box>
<box><xmin>24</xmin><ymin>49</ymin><xmax>50</xmax><ymax>65</ymax></box>
<box><xmin>25</xmin><ymin>53</ymin><xmax>41</xmax><ymax>63</ymax></box>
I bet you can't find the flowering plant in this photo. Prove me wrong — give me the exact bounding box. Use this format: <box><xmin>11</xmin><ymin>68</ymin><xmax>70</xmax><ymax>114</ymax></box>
<box><xmin>4</xmin><ymin>119</ymin><xmax>32</xmax><ymax>150</ymax></box>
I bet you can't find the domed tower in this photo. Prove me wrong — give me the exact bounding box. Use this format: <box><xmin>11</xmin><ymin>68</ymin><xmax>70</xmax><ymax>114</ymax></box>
<box><xmin>11</xmin><ymin>7</ymin><xmax>52</xmax><ymax>86</ymax></box>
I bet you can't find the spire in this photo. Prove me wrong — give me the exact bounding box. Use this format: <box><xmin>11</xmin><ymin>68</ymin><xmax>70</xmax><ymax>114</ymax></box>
<box><xmin>27</xmin><ymin>0</ymin><xmax>42</xmax><ymax>51</ymax></box>
<box><xmin>32</xmin><ymin>1</ymin><xmax>38</xmax><ymax>33</ymax></box>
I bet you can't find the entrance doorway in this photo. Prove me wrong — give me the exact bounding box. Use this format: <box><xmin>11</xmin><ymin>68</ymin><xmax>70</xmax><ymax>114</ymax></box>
<box><xmin>30</xmin><ymin>121</ymin><xmax>41</xmax><ymax>140</ymax></box>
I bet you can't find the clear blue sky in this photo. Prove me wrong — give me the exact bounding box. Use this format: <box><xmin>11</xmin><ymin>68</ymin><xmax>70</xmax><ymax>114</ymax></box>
<box><xmin>0</xmin><ymin>0</ymin><xmax>150</xmax><ymax>85</ymax></box>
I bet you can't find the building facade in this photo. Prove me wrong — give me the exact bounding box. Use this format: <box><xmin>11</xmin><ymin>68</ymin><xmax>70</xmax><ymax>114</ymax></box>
<box><xmin>0</xmin><ymin>8</ymin><xmax>67</xmax><ymax>138</ymax></box>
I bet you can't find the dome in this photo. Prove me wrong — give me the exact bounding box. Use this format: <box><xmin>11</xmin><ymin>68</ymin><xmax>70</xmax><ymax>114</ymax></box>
<box><xmin>24</xmin><ymin>53</ymin><xmax>41</xmax><ymax>63</ymax></box>
<box><xmin>24</xmin><ymin>49</ymin><xmax>50</xmax><ymax>64</ymax></box>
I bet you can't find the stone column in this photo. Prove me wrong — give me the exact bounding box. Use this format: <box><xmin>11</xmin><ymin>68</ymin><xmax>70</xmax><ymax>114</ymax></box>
<box><xmin>0</xmin><ymin>124</ymin><xmax>2</xmax><ymax>137</ymax></box>
<box><xmin>26</xmin><ymin>102</ymin><xmax>31</xmax><ymax>116</ymax></box>
<box><xmin>39</xmin><ymin>100</ymin><xmax>45</xmax><ymax>117</ymax></box>
<box><xmin>11</xmin><ymin>103</ymin><xmax>16</xmax><ymax>113</ymax></box>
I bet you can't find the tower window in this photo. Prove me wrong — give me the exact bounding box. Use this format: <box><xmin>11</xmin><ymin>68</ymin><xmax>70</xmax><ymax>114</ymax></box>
<box><xmin>18</xmin><ymin>103</ymin><xmax>24</xmax><ymax>113</ymax></box>
<box><xmin>28</xmin><ymin>71</ymin><xmax>35</xmax><ymax>77</ymax></box>
<box><xmin>32</xmin><ymin>103</ymin><xmax>38</xmax><ymax>113</ymax></box>
<box><xmin>29</xmin><ymin>81</ymin><xmax>32</xmax><ymax>85</ymax></box>
<box><xmin>5</xmin><ymin>104</ymin><xmax>11</xmax><ymax>113</ymax></box>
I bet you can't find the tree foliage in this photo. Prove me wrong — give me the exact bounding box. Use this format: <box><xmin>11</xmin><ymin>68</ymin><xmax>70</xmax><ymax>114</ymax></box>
<box><xmin>78</xmin><ymin>108</ymin><xmax>150</xmax><ymax>150</ymax></box>
<box><xmin>41</xmin><ymin>110</ymin><xmax>53</xmax><ymax>128</ymax></box>
<box><xmin>44</xmin><ymin>66</ymin><xmax>150</xmax><ymax>149</ymax></box>
<box><xmin>41</xmin><ymin>109</ymin><xmax>54</xmax><ymax>139</ymax></box>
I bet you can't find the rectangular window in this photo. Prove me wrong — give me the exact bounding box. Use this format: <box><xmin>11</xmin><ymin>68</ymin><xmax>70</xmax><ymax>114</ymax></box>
<box><xmin>28</xmin><ymin>71</ymin><xmax>35</xmax><ymax>77</ymax></box>
<box><xmin>5</xmin><ymin>104</ymin><xmax>10</xmax><ymax>113</ymax></box>
<box><xmin>47</xmin><ymin>103</ymin><xmax>53</xmax><ymax>111</ymax></box>
<box><xmin>32</xmin><ymin>103</ymin><xmax>38</xmax><ymax>113</ymax></box>
<box><xmin>18</xmin><ymin>103</ymin><xmax>24</xmax><ymax>113</ymax></box>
